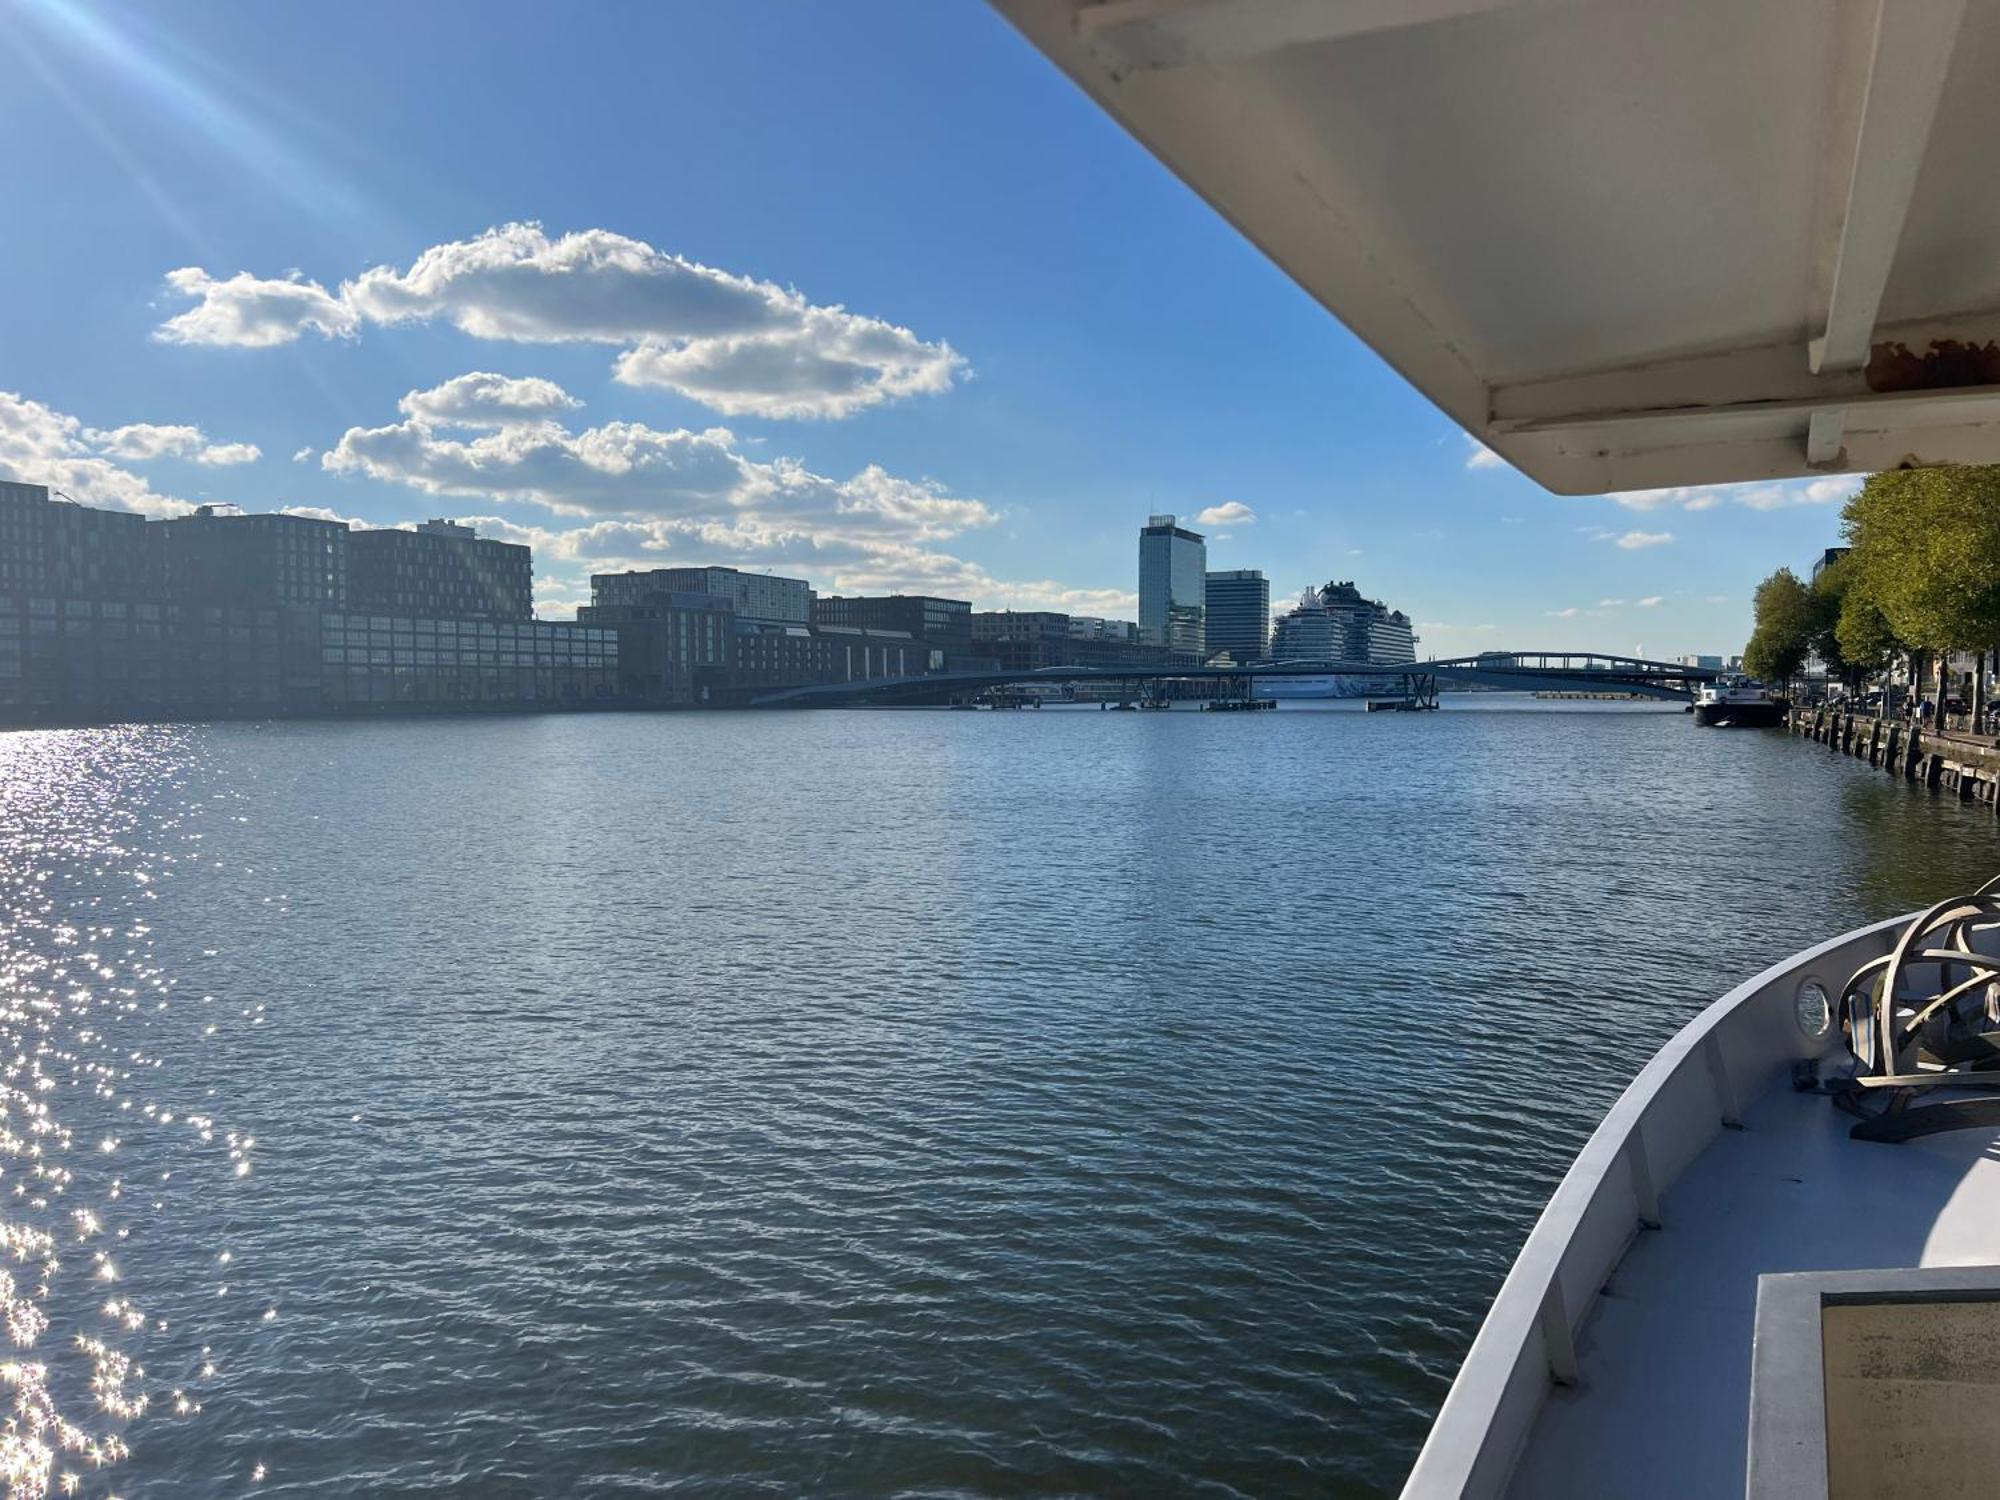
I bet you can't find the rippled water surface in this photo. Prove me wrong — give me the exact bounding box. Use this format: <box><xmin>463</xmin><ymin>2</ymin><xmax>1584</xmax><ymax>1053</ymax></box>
<box><xmin>2</xmin><ymin>702</ymin><xmax>1996</xmax><ymax>1497</ymax></box>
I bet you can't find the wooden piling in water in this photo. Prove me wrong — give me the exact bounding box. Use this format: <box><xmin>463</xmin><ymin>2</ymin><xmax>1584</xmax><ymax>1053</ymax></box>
<box><xmin>1788</xmin><ymin>705</ymin><xmax>2000</xmax><ymax>821</ymax></box>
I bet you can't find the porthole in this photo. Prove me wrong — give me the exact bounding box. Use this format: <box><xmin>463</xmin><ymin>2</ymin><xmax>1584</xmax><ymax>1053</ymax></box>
<box><xmin>1796</xmin><ymin>979</ymin><xmax>1832</xmax><ymax>1039</ymax></box>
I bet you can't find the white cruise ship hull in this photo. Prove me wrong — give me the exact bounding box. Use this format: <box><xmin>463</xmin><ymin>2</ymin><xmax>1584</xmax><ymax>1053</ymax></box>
<box><xmin>1252</xmin><ymin>673</ymin><xmax>1407</xmax><ymax>701</ymax></box>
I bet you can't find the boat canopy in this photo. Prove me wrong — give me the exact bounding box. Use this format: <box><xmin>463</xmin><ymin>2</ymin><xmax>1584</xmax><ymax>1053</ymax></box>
<box><xmin>992</xmin><ymin>0</ymin><xmax>2000</xmax><ymax>492</ymax></box>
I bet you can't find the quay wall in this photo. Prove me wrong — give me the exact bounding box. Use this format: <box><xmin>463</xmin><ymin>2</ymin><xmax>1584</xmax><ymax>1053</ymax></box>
<box><xmin>1787</xmin><ymin>706</ymin><xmax>2000</xmax><ymax>811</ymax></box>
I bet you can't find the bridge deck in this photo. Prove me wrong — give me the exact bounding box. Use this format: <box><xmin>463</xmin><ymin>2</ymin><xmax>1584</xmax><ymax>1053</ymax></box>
<box><xmin>748</xmin><ymin>654</ymin><xmax>1715</xmax><ymax>707</ymax></box>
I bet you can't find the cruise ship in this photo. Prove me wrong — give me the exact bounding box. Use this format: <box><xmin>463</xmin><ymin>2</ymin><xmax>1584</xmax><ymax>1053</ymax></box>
<box><xmin>995</xmin><ymin>2</ymin><xmax>2000</xmax><ymax>1495</ymax></box>
<box><xmin>1257</xmin><ymin>580</ymin><xmax>1417</xmax><ymax>699</ymax></box>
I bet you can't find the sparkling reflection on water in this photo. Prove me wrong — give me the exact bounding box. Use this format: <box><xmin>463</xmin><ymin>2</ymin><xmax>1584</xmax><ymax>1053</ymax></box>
<box><xmin>1</xmin><ymin>703</ymin><xmax>1994</xmax><ymax>1497</ymax></box>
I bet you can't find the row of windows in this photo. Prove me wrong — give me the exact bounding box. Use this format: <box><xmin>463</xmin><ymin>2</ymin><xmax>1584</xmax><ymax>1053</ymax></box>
<box><xmin>320</xmin><ymin>646</ymin><xmax>615</xmax><ymax>666</ymax></box>
<box><xmin>1</xmin><ymin>598</ymin><xmax>283</xmax><ymax>624</ymax></box>
<box><xmin>319</xmin><ymin>616</ymin><xmax>612</xmax><ymax>642</ymax></box>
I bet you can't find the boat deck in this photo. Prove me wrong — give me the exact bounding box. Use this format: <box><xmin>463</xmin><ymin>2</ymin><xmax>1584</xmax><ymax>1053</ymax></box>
<box><xmin>1507</xmin><ymin>1080</ymin><xmax>2000</xmax><ymax>1498</ymax></box>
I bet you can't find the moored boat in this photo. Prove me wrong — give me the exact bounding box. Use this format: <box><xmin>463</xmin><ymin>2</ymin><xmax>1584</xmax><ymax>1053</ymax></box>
<box><xmin>1692</xmin><ymin>677</ymin><xmax>1788</xmax><ymax>728</ymax></box>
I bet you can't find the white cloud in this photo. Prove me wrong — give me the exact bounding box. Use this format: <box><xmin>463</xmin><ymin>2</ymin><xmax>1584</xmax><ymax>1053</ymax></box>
<box><xmin>163</xmin><ymin>222</ymin><xmax>966</xmax><ymax>419</ymax></box>
<box><xmin>1598</xmin><ymin>597</ymin><xmax>1626</xmax><ymax>608</ymax></box>
<box><xmin>1463</xmin><ymin>435</ymin><xmax>1505</xmax><ymax>470</ymax></box>
<box><xmin>1192</xmin><ymin>500</ymin><xmax>1256</xmax><ymax>528</ymax></box>
<box><xmin>195</xmin><ymin>441</ymin><xmax>261</xmax><ymax>466</ymax></box>
<box><xmin>84</xmin><ymin>423</ymin><xmax>207</xmax><ymax>461</ymax></box>
<box><xmin>292</xmin><ymin>446</ymin><xmax>315</xmax><ymax>464</ymax></box>
<box><xmin>328</xmin><ymin>375</ymin><xmax>993</xmax><ymax>541</ymax></box>
<box><xmin>1614</xmin><ymin>530</ymin><xmax>1674</xmax><ymax>549</ymax></box>
<box><xmin>277</xmin><ymin>505</ymin><xmax>363</xmax><ymax>527</ymax></box>
<box><xmin>318</xmin><ymin>372</ymin><xmax>1136</xmax><ymax>609</ymax></box>
<box><xmin>1546</xmin><ymin>607</ymin><xmax>1581</xmax><ymax>618</ymax></box>
<box><xmin>1637</xmin><ymin>595</ymin><xmax>1664</xmax><ymax>608</ymax></box>
<box><xmin>155</xmin><ymin>267</ymin><xmax>359</xmax><ymax>348</ymax></box>
<box><xmin>0</xmin><ymin>393</ymin><xmax>192</xmax><ymax>517</ymax></box>
<box><xmin>1602</xmin><ymin>475</ymin><xmax>1861</xmax><ymax>513</ymax></box>
<box><xmin>397</xmin><ymin>371</ymin><xmax>581</xmax><ymax>428</ymax></box>
<box><xmin>84</xmin><ymin>422</ymin><xmax>260</xmax><ymax>466</ymax></box>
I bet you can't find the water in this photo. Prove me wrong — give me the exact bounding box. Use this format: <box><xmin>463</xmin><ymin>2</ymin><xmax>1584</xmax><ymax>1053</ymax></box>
<box><xmin>0</xmin><ymin>700</ymin><xmax>1994</xmax><ymax>1498</ymax></box>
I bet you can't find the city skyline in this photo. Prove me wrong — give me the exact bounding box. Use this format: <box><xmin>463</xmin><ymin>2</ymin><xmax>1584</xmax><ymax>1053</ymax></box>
<box><xmin>0</xmin><ymin>2</ymin><xmax>1859</xmax><ymax>661</ymax></box>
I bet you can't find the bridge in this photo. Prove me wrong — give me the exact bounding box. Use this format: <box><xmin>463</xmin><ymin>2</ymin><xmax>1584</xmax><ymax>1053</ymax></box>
<box><xmin>747</xmin><ymin>652</ymin><xmax>1718</xmax><ymax>708</ymax></box>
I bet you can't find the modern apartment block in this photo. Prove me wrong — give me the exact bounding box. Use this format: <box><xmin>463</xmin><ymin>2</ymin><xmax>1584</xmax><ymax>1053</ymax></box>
<box><xmin>0</xmin><ymin>480</ymin><xmax>164</xmax><ymax>601</ymax></box>
<box><xmin>159</xmin><ymin>505</ymin><xmax>350</xmax><ymax>609</ymax></box>
<box><xmin>1138</xmin><ymin>514</ymin><xmax>1206</xmax><ymax>658</ymax></box>
<box><xmin>971</xmin><ymin>610</ymin><xmax>1167</xmax><ymax>672</ymax></box>
<box><xmin>0</xmin><ymin>483</ymin><xmax>615</xmax><ymax>725</ymax></box>
<box><xmin>1203</xmin><ymin>569</ymin><xmax>1269</xmax><ymax>663</ymax></box>
<box><xmin>813</xmin><ymin>594</ymin><xmax>972</xmax><ymax>657</ymax></box>
<box><xmin>591</xmin><ymin>566</ymin><xmax>812</xmax><ymax>625</ymax></box>
<box><xmin>577</xmin><ymin>591</ymin><xmax>737</xmax><ymax>705</ymax></box>
<box><xmin>1067</xmin><ymin>616</ymin><xmax>1139</xmax><ymax>645</ymax></box>
<box><xmin>348</xmin><ymin>519</ymin><xmax>533</xmax><ymax>621</ymax></box>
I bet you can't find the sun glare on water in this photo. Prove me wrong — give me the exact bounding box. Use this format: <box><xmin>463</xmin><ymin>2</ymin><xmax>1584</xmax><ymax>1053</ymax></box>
<box><xmin>0</xmin><ymin>730</ymin><xmax>269</xmax><ymax>1496</ymax></box>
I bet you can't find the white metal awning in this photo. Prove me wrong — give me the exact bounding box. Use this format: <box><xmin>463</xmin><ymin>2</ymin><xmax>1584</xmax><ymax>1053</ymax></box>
<box><xmin>992</xmin><ymin>0</ymin><xmax>2000</xmax><ymax>492</ymax></box>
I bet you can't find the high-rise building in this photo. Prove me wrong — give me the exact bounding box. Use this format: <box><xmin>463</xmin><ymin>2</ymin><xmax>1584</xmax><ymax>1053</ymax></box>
<box><xmin>591</xmin><ymin>566</ymin><xmax>811</xmax><ymax>625</ymax></box>
<box><xmin>1271</xmin><ymin>581</ymin><xmax>1416</xmax><ymax>665</ymax></box>
<box><xmin>1204</xmin><ymin>569</ymin><xmax>1269</xmax><ymax>663</ymax></box>
<box><xmin>348</xmin><ymin>519</ymin><xmax>533</xmax><ymax>621</ymax></box>
<box><xmin>1138</xmin><ymin>514</ymin><xmax>1206</xmax><ymax>657</ymax></box>
<box><xmin>0</xmin><ymin>480</ymin><xmax>164</xmax><ymax>600</ymax></box>
<box><xmin>160</xmin><ymin>505</ymin><xmax>349</xmax><ymax>609</ymax></box>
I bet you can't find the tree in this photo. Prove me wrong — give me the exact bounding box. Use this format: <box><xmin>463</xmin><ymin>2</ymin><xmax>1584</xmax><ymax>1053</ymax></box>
<box><xmin>1833</xmin><ymin>585</ymin><xmax>1899</xmax><ymax>680</ymax></box>
<box><xmin>1843</xmin><ymin>467</ymin><xmax>2000</xmax><ymax>651</ymax></box>
<box><xmin>1843</xmin><ymin>466</ymin><xmax>2000</xmax><ymax>726</ymax></box>
<box><xmin>1807</xmin><ymin>557</ymin><xmax>1853</xmax><ymax>681</ymax></box>
<box><xmin>1744</xmin><ymin>567</ymin><xmax>1815</xmax><ymax>683</ymax></box>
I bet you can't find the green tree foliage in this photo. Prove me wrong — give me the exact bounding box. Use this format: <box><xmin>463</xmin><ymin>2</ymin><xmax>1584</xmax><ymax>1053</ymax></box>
<box><xmin>1806</xmin><ymin>558</ymin><xmax>1852</xmax><ymax>678</ymax></box>
<box><xmin>1744</xmin><ymin>567</ymin><xmax>1815</xmax><ymax>682</ymax></box>
<box><xmin>1842</xmin><ymin>467</ymin><xmax>2000</xmax><ymax>654</ymax></box>
<box><xmin>1833</xmin><ymin>585</ymin><xmax>1899</xmax><ymax>678</ymax></box>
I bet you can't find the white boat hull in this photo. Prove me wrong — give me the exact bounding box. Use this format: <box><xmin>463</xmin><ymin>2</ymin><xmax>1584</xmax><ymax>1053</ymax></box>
<box><xmin>1401</xmin><ymin>915</ymin><xmax>1925</xmax><ymax>1498</ymax></box>
<box><xmin>1252</xmin><ymin>673</ymin><xmax>1405</xmax><ymax>700</ymax></box>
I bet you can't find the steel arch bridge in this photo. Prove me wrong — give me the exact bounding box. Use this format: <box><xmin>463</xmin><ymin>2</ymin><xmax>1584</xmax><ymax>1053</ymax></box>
<box><xmin>746</xmin><ymin>651</ymin><xmax>1717</xmax><ymax>707</ymax></box>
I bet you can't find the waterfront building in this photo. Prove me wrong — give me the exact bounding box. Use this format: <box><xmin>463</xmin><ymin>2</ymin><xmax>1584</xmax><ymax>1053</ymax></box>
<box><xmin>972</xmin><ymin>610</ymin><xmax>1173</xmax><ymax>672</ymax></box>
<box><xmin>161</xmin><ymin>505</ymin><xmax>349</xmax><ymax>609</ymax></box>
<box><xmin>0</xmin><ymin>480</ymin><xmax>164</xmax><ymax>600</ymax></box>
<box><xmin>348</xmin><ymin>519</ymin><xmax>532</xmax><ymax>621</ymax></box>
<box><xmin>312</xmin><ymin>612</ymin><xmax>617</xmax><ymax>708</ymax></box>
<box><xmin>1270</xmin><ymin>581</ymin><xmax>1415</xmax><ymax>665</ymax></box>
<box><xmin>0</xmin><ymin>486</ymin><xmax>614</xmax><ymax>724</ymax></box>
<box><xmin>728</xmin><ymin>622</ymin><xmax>927</xmax><ymax>694</ymax></box>
<box><xmin>813</xmin><ymin>594</ymin><xmax>971</xmax><ymax>657</ymax></box>
<box><xmin>972</xmin><ymin>610</ymin><xmax>1075</xmax><ymax>672</ymax></box>
<box><xmin>1138</xmin><ymin>514</ymin><xmax>1206</xmax><ymax>656</ymax></box>
<box><xmin>578</xmin><ymin>592</ymin><xmax>736</xmax><ymax>706</ymax></box>
<box><xmin>1067</xmin><ymin>616</ymin><xmax>1139</xmax><ymax>645</ymax></box>
<box><xmin>1204</xmin><ymin>569</ymin><xmax>1269</xmax><ymax>663</ymax></box>
<box><xmin>592</xmin><ymin>566</ymin><xmax>811</xmax><ymax>625</ymax></box>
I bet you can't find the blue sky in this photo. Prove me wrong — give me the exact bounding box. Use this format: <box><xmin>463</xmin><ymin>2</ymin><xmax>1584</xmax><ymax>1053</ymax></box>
<box><xmin>0</xmin><ymin>0</ymin><xmax>1855</xmax><ymax>656</ymax></box>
